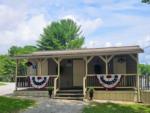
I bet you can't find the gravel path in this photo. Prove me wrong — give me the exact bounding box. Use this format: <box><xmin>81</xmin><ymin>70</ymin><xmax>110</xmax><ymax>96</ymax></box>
<box><xmin>0</xmin><ymin>82</ymin><xmax>15</xmax><ymax>96</ymax></box>
<box><xmin>22</xmin><ymin>97</ymin><xmax>86</xmax><ymax>113</ymax></box>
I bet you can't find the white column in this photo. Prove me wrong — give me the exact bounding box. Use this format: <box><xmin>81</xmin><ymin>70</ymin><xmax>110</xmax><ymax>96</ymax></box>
<box><xmin>130</xmin><ymin>54</ymin><xmax>141</xmax><ymax>102</ymax></box>
<box><xmin>38</xmin><ymin>59</ymin><xmax>42</xmax><ymax>76</ymax></box>
<box><xmin>137</xmin><ymin>54</ymin><xmax>141</xmax><ymax>102</ymax></box>
<box><xmin>85</xmin><ymin>57</ymin><xmax>88</xmax><ymax>76</ymax></box>
<box><xmin>58</xmin><ymin>58</ymin><xmax>61</xmax><ymax>89</ymax></box>
<box><xmin>105</xmin><ymin>56</ymin><xmax>108</xmax><ymax>74</ymax></box>
<box><xmin>83</xmin><ymin>57</ymin><xmax>88</xmax><ymax>97</ymax></box>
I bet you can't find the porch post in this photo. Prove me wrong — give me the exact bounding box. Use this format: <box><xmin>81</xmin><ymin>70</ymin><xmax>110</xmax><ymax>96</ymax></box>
<box><xmin>15</xmin><ymin>59</ymin><xmax>18</xmax><ymax>91</ymax></box>
<box><xmin>83</xmin><ymin>56</ymin><xmax>93</xmax><ymax>97</ymax></box>
<box><xmin>40</xmin><ymin>59</ymin><xmax>42</xmax><ymax>75</ymax></box>
<box><xmin>53</xmin><ymin>58</ymin><xmax>61</xmax><ymax>96</ymax></box>
<box><xmin>129</xmin><ymin>54</ymin><xmax>141</xmax><ymax>102</ymax></box>
<box><xmin>36</xmin><ymin>59</ymin><xmax>38</xmax><ymax>76</ymax></box>
<box><xmin>58</xmin><ymin>59</ymin><xmax>60</xmax><ymax>77</ymax></box>
<box><xmin>83</xmin><ymin>57</ymin><xmax>88</xmax><ymax>97</ymax></box>
<box><xmin>37</xmin><ymin>59</ymin><xmax>42</xmax><ymax>76</ymax></box>
<box><xmin>105</xmin><ymin>56</ymin><xmax>108</xmax><ymax>74</ymax></box>
<box><xmin>85</xmin><ymin>57</ymin><xmax>88</xmax><ymax>76</ymax></box>
<box><xmin>84</xmin><ymin>56</ymin><xmax>93</xmax><ymax>76</ymax></box>
<box><xmin>137</xmin><ymin>54</ymin><xmax>141</xmax><ymax>102</ymax></box>
<box><xmin>83</xmin><ymin>56</ymin><xmax>93</xmax><ymax>76</ymax></box>
<box><xmin>58</xmin><ymin>58</ymin><xmax>61</xmax><ymax>89</ymax></box>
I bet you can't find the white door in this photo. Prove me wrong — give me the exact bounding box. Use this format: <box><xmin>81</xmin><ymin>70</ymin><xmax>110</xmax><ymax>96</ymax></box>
<box><xmin>73</xmin><ymin>60</ymin><xmax>85</xmax><ymax>86</ymax></box>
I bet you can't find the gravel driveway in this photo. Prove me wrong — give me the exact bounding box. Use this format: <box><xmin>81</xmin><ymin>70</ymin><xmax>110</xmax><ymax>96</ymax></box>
<box><xmin>22</xmin><ymin>97</ymin><xmax>86</xmax><ymax>113</ymax></box>
<box><xmin>0</xmin><ymin>82</ymin><xmax>15</xmax><ymax>96</ymax></box>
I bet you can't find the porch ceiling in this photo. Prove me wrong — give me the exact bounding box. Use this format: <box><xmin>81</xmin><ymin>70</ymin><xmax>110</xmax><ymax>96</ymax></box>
<box><xmin>13</xmin><ymin>45</ymin><xmax>143</xmax><ymax>59</ymax></box>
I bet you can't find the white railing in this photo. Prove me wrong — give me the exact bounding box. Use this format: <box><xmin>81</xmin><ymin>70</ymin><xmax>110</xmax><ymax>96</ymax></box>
<box><xmin>83</xmin><ymin>76</ymin><xmax>87</xmax><ymax>98</ymax></box>
<box><xmin>16</xmin><ymin>75</ymin><xmax>57</xmax><ymax>88</ymax></box>
<box><xmin>83</xmin><ymin>74</ymin><xmax>137</xmax><ymax>92</ymax></box>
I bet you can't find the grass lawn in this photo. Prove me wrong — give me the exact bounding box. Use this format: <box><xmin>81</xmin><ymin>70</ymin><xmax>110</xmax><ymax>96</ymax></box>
<box><xmin>0</xmin><ymin>96</ymin><xmax>35</xmax><ymax>113</ymax></box>
<box><xmin>82</xmin><ymin>102</ymin><xmax>150</xmax><ymax>113</ymax></box>
<box><xmin>0</xmin><ymin>82</ymin><xmax>6</xmax><ymax>86</ymax></box>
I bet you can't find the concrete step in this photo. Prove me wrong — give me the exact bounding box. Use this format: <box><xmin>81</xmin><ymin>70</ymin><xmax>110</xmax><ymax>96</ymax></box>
<box><xmin>54</xmin><ymin>96</ymin><xmax>83</xmax><ymax>100</ymax></box>
<box><xmin>56</xmin><ymin>93</ymin><xmax>83</xmax><ymax>97</ymax></box>
<box><xmin>55</xmin><ymin>89</ymin><xmax>83</xmax><ymax>100</ymax></box>
<box><xmin>57</xmin><ymin>90</ymin><xmax>83</xmax><ymax>93</ymax></box>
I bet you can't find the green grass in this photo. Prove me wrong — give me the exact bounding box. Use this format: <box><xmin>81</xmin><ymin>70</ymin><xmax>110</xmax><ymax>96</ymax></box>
<box><xmin>82</xmin><ymin>102</ymin><xmax>150</xmax><ymax>113</ymax></box>
<box><xmin>0</xmin><ymin>82</ymin><xmax>6</xmax><ymax>86</ymax></box>
<box><xmin>0</xmin><ymin>96</ymin><xmax>35</xmax><ymax>113</ymax></box>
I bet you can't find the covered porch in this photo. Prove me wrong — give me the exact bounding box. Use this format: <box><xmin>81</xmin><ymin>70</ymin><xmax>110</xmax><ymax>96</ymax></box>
<box><xmin>14</xmin><ymin>46</ymin><xmax>143</xmax><ymax>101</ymax></box>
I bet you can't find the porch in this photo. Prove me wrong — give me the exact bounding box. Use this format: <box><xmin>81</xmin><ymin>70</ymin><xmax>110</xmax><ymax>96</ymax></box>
<box><xmin>15</xmin><ymin>56</ymin><xmax>138</xmax><ymax>101</ymax></box>
<box><xmin>14</xmin><ymin>46</ymin><xmax>143</xmax><ymax>101</ymax></box>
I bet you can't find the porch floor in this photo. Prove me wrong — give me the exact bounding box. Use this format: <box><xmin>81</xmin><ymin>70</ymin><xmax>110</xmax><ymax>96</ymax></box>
<box><xmin>15</xmin><ymin>88</ymin><xmax>136</xmax><ymax>92</ymax></box>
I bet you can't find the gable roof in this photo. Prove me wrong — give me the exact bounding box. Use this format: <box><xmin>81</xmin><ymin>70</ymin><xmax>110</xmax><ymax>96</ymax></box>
<box><xmin>13</xmin><ymin>45</ymin><xmax>143</xmax><ymax>59</ymax></box>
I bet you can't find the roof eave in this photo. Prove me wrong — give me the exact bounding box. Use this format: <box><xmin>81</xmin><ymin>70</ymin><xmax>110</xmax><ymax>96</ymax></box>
<box><xmin>12</xmin><ymin>50</ymin><xmax>143</xmax><ymax>60</ymax></box>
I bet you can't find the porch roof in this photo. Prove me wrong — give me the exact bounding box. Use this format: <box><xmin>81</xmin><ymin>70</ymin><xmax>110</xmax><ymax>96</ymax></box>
<box><xmin>13</xmin><ymin>45</ymin><xmax>143</xmax><ymax>59</ymax></box>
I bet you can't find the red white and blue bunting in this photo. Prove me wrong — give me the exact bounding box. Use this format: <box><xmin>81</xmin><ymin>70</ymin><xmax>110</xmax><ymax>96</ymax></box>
<box><xmin>29</xmin><ymin>76</ymin><xmax>49</xmax><ymax>89</ymax></box>
<box><xmin>97</xmin><ymin>74</ymin><xmax>121</xmax><ymax>89</ymax></box>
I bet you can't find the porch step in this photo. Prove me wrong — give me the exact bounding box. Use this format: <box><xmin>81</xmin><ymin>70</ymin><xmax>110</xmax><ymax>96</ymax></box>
<box><xmin>54</xmin><ymin>96</ymin><xmax>83</xmax><ymax>100</ymax></box>
<box><xmin>55</xmin><ymin>89</ymin><xmax>83</xmax><ymax>100</ymax></box>
<box><xmin>56</xmin><ymin>93</ymin><xmax>83</xmax><ymax>97</ymax></box>
<box><xmin>58</xmin><ymin>90</ymin><xmax>83</xmax><ymax>93</ymax></box>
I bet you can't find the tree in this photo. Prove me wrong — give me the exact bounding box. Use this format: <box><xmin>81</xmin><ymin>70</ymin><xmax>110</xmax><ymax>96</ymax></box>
<box><xmin>139</xmin><ymin>64</ymin><xmax>150</xmax><ymax>75</ymax></box>
<box><xmin>142</xmin><ymin>0</ymin><xmax>150</xmax><ymax>4</ymax></box>
<box><xmin>0</xmin><ymin>45</ymin><xmax>38</xmax><ymax>81</ymax></box>
<box><xmin>37</xmin><ymin>19</ymin><xmax>84</xmax><ymax>50</ymax></box>
<box><xmin>9</xmin><ymin>45</ymin><xmax>37</xmax><ymax>56</ymax></box>
<box><xmin>0</xmin><ymin>55</ymin><xmax>16</xmax><ymax>81</ymax></box>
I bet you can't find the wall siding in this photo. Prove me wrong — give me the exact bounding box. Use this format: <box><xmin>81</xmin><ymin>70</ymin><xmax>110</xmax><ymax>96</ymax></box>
<box><xmin>48</xmin><ymin>59</ymin><xmax>57</xmax><ymax>75</ymax></box>
<box><xmin>27</xmin><ymin>59</ymin><xmax>37</xmax><ymax>75</ymax></box>
<box><xmin>88</xmin><ymin>56</ymin><xmax>106</xmax><ymax>74</ymax></box>
<box><xmin>41</xmin><ymin>60</ymin><xmax>48</xmax><ymax>75</ymax></box>
<box><xmin>86</xmin><ymin>91</ymin><xmax>137</xmax><ymax>102</ymax></box>
<box><xmin>141</xmin><ymin>91</ymin><xmax>150</xmax><ymax>104</ymax></box>
<box><xmin>113</xmin><ymin>56</ymin><xmax>126</xmax><ymax>74</ymax></box>
<box><xmin>126</xmin><ymin>55</ymin><xmax>137</xmax><ymax>74</ymax></box>
<box><xmin>87</xmin><ymin>55</ymin><xmax>137</xmax><ymax>75</ymax></box>
<box><xmin>14</xmin><ymin>90</ymin><xmax>49</xmax><ymax>97</ymax></box>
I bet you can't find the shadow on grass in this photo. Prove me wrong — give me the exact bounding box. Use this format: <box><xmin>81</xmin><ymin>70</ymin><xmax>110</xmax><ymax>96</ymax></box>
<box><xmin>0</xmin><ymin>96</ymin><xmax>35</xmax><ymax>113</ymax></box>
<box><xmin>82</xmin><ymin>102</ymin><xmax>150</xmax><ymax>113</ymax></box>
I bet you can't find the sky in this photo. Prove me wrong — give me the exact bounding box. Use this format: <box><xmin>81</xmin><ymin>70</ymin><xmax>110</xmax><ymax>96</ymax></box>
<box><xmin>0</xmin><ymin>0</ymin><xmax>150</xmax><ymax>63</ymax></box>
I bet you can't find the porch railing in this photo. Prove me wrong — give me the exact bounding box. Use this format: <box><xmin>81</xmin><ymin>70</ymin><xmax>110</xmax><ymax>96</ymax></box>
<box><xmin>85</xmin><ymin>74</ymin><xmax>137</xmax><ymax>89</ymax></box>
<box><xmin>16</xmin><ymin>75</ymin><xmax>57</xmax><ymax>88</ymax></box>
<box><xmin>140</xmin><ymin>75</ymin><xmax>150</xmax><ymax>90</ymax></box>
